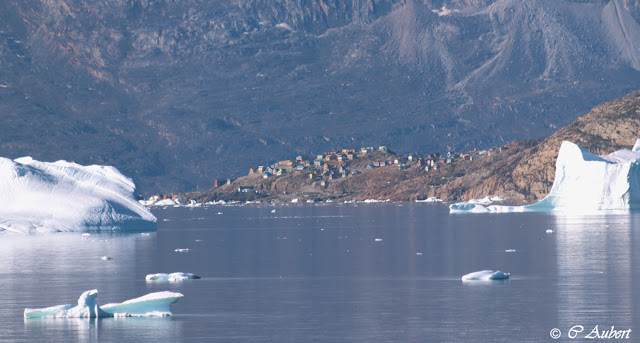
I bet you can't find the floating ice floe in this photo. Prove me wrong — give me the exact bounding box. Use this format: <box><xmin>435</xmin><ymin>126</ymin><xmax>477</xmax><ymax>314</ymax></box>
<box><xmin>100</xmin><ymin>256</ymin><xmax>113</xmax><ymax>260</ymax></box>
<box><xmin>154</xmin><ymin>199</ymin><xmax>177</xmax><ymax>206</ymax></box>
<box><xmin>174</xmin><ymin>248</ymin><xmax>189</xmax><ymax>252</ymax></box>
<box><xmin>363</xmin><ymin>199</ymin><xmax>390</xmax><ymax>203</ymax></box>
<box><xmin>450</xmin><ymin>139</ymin><xmax>640</xmax><ymax>213</ymax></box>
<box><xmin>505</xmin><ymin>249</ymin><xmax>517</xmax><ymax>253</ymax></box>
<box><xmin>462</xmin><ymin>270</ymin><xmax>510</xmax><ymax>281</ymax></box>
<box><xmin>186</xmin><ymin>200</ymin><xmax>201</xmax><ymax>207</ymax></box>
<box><xmin>416</xmin><ymin>197</ymin><xmax>443</xmax><ymax>203</ymax></box>
<box><xmin>24</xmin><ymin>289</ymin><xmax>183</xmax><ymax>318</ymax></box>
<box><xmin>0</xmin><ymin>156</ymin><xmax>156</xmax><ymax>234</ymax></box>
<box><xmin>204</xmin><ymin>200</ymin><xmax>226</xmax><ymax>205</ymax></box>
<box><xmin>146</xmin><ymin>272</ymin><xmax>201</xmax><ymax>282</ymax></box>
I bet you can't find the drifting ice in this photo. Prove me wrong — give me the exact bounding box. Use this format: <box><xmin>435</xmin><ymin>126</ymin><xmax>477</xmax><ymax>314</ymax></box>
<box><xmin>24</xmin><ymin>289</ymin><xmax>183</xmax><ymax>318</ymax></box>
<box><xmin>146</xmin><ymin>272</ymin><xmax>201</xmax><ymax>282</ymax></box>
<box><xmin>450</xmin><ymin>139</ymin><xmax>640</xmax><ymax>213</ymax></box>
<box><xmin>0</xmin><ymin>157</ymin><xmax>156</xmax><ymax>233</ymax></box>
<box><xmin>462</xmin><ymin>270</ymin><xmax>511</xmax><ymax>281</ymax></box>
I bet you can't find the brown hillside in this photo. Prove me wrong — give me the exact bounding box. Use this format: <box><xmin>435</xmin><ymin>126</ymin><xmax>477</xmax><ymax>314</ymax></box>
<box><xmin>458</xmin><ymin>90</ymin><xmax>640</xmax><ymax>201</ymax></box>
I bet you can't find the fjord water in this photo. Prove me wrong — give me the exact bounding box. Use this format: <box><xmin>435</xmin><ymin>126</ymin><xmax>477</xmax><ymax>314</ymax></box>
<box><xmin>1</xmin><ymin>204</ymin><xmax>639</xmax><ymax>342</ymax></box>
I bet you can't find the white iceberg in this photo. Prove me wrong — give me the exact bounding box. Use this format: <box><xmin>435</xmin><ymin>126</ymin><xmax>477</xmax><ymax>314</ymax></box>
<box><xmin>450</xmin><ymin>139</ymin><xmax>640</xmax><ymax>213</ymax></box>
<box><xmin>146</xmin><ymin>272</ymin><xmax>201</xmax><ymax>282</ymax></box>
<box><xmin>0</xmin><ymin>157</ymin><xmax>156</xmax><ymax>233</ymax></box>
<box><xmin>461</xmin><ymin>270</ymin><xmax>510</xmax><ymax>281</ymax></box>
<box><xmin>154</xmin><ymin>199</ymin><xmax>176</xmax><ymax>206</ymax></box>
<box><xmin>24</xmin><ymin>289</ymin><xmax>183</xmax><ymax>318</ymax></box>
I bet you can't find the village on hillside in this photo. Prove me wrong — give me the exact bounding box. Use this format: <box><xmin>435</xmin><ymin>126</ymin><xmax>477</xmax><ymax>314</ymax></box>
<box><xmin>143</xmin><ymin>142</ymin><xmax>516</xmax><ymax>205</ymax></box>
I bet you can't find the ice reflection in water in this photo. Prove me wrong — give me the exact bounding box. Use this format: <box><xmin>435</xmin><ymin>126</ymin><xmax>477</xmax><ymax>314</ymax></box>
<box><xmin>554</xmin><ymin>213</ymin><xmax>636</xmax><ymax>332</ymax></box>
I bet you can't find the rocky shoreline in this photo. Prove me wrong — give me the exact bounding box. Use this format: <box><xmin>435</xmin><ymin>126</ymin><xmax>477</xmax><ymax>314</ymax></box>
<box><xmin>153</xmin><ymin>90</ymin><xmax>640</xmax><ymax>206</ymax></box>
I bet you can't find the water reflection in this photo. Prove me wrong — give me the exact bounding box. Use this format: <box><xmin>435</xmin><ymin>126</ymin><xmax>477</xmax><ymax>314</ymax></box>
<box><xmin>0</xmin><ymin>232</ymin><xmax>185</xmax><ymax>342</ymax></box>
<box><xmin>554</xmin><ymin>213</ymin><xmax>636</xmax><ymax>332</ymax></box>
<box><xmin>23</xmin><ymin>317</ymin><xmax>182</xmax><ymax>343</ymax></box>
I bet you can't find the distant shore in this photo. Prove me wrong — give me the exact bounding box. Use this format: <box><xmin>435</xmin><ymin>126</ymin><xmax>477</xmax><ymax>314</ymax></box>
<box><xmin>142</xmin><ymin>140</ymin><xmax>540</xmax><ymax>206</ymax></box>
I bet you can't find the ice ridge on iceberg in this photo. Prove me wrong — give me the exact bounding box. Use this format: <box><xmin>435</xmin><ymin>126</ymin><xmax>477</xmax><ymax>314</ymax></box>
<box><xmin>24</xmin><ymin>289</ymin><xmax>183</xmax><ymax>318</ymax></box>
<box><xmin>450</xmin><ymin>139</ymin><xmax>640</xmax><ymax>213</ymax></box>
<box><xmin>0</xmin><ymin>157</ymin><xmax>156</xmax><ymax>233</ymax></box>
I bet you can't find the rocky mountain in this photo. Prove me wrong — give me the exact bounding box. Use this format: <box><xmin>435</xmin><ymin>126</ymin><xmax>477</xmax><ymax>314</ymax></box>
<box><xmin>444</xmin><ymin>89</ymin><xmax>640</xmax><ymax>200</ymax></box>
<box><xmin>1</xmin><ymin>0</ymin><xmax>640</xmax><ymax>194</ymax></box>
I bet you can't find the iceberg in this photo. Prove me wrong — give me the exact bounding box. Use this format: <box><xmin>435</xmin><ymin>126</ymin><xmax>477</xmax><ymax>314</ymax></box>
<box><xmin>24</xmin><ymin>289</ymin><xmax>183</xmax><ymax>318</ymax></box>
<box><xmin>462</xmin><ymin>270</ymin><xmax>510</xmax><ymax>281</ymax></box>
<box><xmin>145</xmin><ymin>272</ymin><xmax>201</xmax><ymax>282</ymax></box>
<box><xmin>416</xmin><ymin>197</ymin><xmax>443</xmax><ymax>203</ymax></box>
<box><xmin>450</xmin><ymin>139</ymin><xmax>640</xmax><ymax>213</ymax></box>
<box><xmin>0</xmin><ymin>157</ymin><xmax>156</xmax><ymax>233</ymax></box>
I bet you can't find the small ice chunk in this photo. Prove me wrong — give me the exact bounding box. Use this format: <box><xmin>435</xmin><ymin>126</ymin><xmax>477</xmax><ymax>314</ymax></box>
<box><xmin>174</xmin><ymin>248</ymin><xmax>189</xmax><ymax>252</ymax></box>
<box><xmin>145</xmin><ymin>272</ymin><xmax>201</xmax><ymax>282</ymax></box>
<box><xmin>416</xmin><ymin>197</ymin><xmax>442</xmax><ymax>203</ymax></box>
<box><xmin>154</xmin><ymin>199</ymin><xmax>176</xmax><ymax>206</ymax></box>
<box><xmin>546</xmin><ymin>229</ymin><xmax>554</xmax><ymax>233</ymax></box>
<box><xmin>505</xmin><ymin>249</ymin><xmax>516</xmax><ymax>253</ymax></box>
<box><xmin>374</xmin><ymin>238</ymin><xmax>383</xmax><ymax>242</ymax></box>
<box><xmin>416</xmin><ymin>252</ymin><xmax>423</xmax><ymax>256</ymax></box>
<box><xmin>461</xmin><ymin>270</ymin><xmax>510</xmax><ymax>281</ymax></box>
<box><xmin>271</xmin><ymin>209</ymin><xmax>276</xmax><ymax>213</ymax></box>
<box><xmin>100</xmin><ymin>256</ymin><xmax>113</xmax><ymax>260</ymax></box>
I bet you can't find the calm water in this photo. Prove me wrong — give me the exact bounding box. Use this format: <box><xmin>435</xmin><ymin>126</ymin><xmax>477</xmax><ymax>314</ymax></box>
<box><xmin>1</xmin><ymin>204</ymin><xmax>639</xmax><ymax>342</ymax></box>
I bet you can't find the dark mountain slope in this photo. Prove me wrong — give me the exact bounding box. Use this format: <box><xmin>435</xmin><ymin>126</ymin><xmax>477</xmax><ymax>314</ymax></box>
<box><xmin>1</xmin><ymin>0</ymin><xmax>640</xmax><ymax>194</ymax></box>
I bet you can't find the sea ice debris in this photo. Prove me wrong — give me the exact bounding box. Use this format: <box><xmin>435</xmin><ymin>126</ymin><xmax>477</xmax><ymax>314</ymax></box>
<box><xmin>416</xmin><ymin>197</ymin><xmax>442</xmax><ymax>203</ymax></box>
<box><xmin>145</xmin><ymin>272</ymin><xmax>201</xmax><ymax>282</ymax></box>
<box><xmin>462</xmin><ymin>270</ymin><xmax>510</xmax><ymax>281</ymax></box>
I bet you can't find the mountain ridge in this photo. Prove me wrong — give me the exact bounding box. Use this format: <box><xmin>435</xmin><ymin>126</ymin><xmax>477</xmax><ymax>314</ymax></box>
<box><xmin>1</xmin><ymin>0</ymin><xmax>640</xmax><ymax>194</ymax></box>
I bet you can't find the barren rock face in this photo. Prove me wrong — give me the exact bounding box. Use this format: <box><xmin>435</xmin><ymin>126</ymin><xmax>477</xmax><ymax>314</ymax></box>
<box><xmin>1</xmin><ymin>1</ymin><xmax>640</xmax><ymax>194</ymax></box>
<box><xmin>458</xmin><ymin>90</ymin><xmax>640</xmax><ymax>201</ymax></box>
